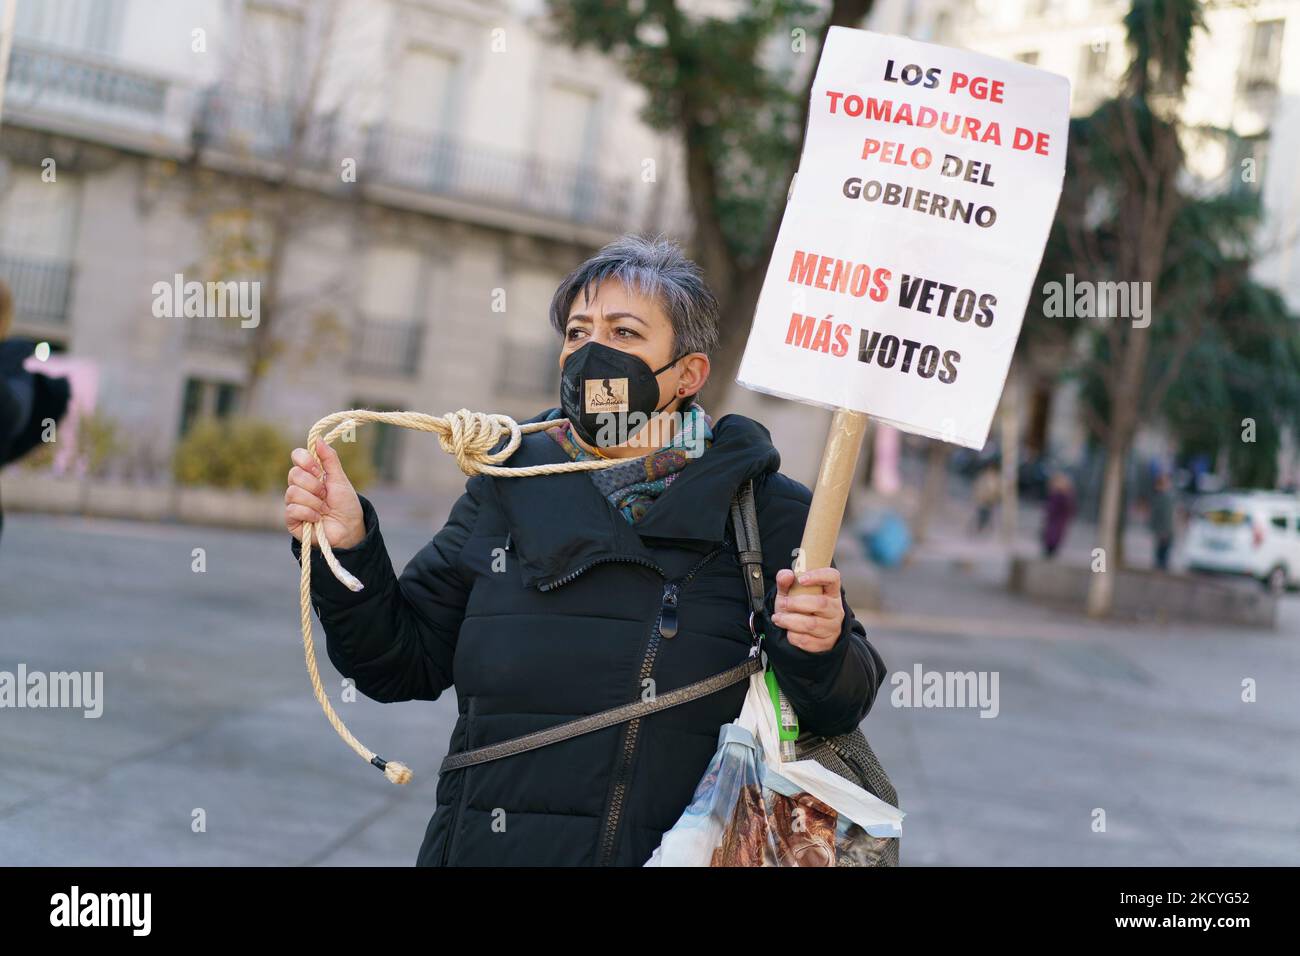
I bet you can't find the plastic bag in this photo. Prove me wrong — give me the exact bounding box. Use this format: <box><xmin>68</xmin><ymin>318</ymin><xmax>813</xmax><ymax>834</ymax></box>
<box><xmin>644</xmin><ymin>671</ymin><xmax>903</xmax><ymax>866</ymax></box>
<box><xmin>856</xmin><ymin>508</ymin><xmax>912</xmax><ymax>568</ymax></box>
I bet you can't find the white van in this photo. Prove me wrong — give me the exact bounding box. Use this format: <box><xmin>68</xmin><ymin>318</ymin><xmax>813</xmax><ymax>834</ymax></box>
<box><xmin>1184</xmin><ymin>491</ymin><xmax>1300</xmax><ymax>593</ymax></box>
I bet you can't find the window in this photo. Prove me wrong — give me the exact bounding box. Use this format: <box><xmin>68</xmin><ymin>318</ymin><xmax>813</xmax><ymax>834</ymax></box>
<box><xmin>0</xmin><ymin>168</ymin><xmax>80</xmax><ymax>330</ymax></box>
<box><xmin>1240</xmin><ymin>20</ymin><xmax>1285</xmax><ymax>94</ymax></box>
<box><xmin>179</xmin><ymin>378</ymin><xmax>244</xmax><ymax>437</ymax></box>
<box><xmin>0</xmin><ymin>169</ymin><xmax>81</xmax><ymax>259</ymax></box>
<box><xmin>14</xmin><ymin>0</ymin><xmax>127</xmax><ymax>55</ymax></box>
<box><xmin>376</xmin><ymin>46</ymin><xmax>461</xmax><ymax>189</ymax></box>
<box><xmin>539</xmin><ymin>81</ymin><xmax>600</xmax><ymax>221</ymax></box>
<box><xmin>497</xmin><ymin>267</ymin><xmax>562</xmax><ymax>397</ymax></box>
<box><xmin>540</xmin><ymin>81</ymin><xmax>599</xmax><ymax>166</ymax></box>
<box><xmin>240</xmin><ymin>4</ymin><xmax>306</xmax><ymax>99</ymax></box>
<box><xmin>1197</xmin><ymin>508</ymin><xmax>1247</xmax><ymax>526</ymax></box>
<box><xmin>350</xmin><ymin>246</ymin><xmax>425</xmax><ymax>377</ymax></box>
<box><xmin>360</xmin><ymin>246</ymin><xmax>422</xmax><ymax>319</ymax></box>
<box><xmin>391</xmin><ymin>46</ymin><xmax>458</xmax><ymax>134</ymax></box>
<box><xmin>182</xmin><ymin>211</ymin><xmax>269</xmax><ymax>353</ymax></box>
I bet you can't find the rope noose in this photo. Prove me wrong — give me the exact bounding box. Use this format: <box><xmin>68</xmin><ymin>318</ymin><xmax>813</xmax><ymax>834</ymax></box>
<box><xmin>298</xmin><ymin>408</ymin><xmax>630</xmax><ymax>784</ymax></box>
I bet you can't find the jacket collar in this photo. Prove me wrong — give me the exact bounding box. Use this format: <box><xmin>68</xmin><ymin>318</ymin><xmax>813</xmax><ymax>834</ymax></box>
<box><xmin>491</xmin><ymin>407</ymin><xmax>781</xmax><ymax>588</ymax></box>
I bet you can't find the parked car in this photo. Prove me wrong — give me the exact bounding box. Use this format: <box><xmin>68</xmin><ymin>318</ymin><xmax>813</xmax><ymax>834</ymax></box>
<box><xmin>1184</xmin><ymin>490</ymin><xmax>1300</xmax><ymax>594</ymax></box>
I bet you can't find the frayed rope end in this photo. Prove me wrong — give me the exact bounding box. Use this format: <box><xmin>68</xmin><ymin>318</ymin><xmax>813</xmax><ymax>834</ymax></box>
<box><xmin>384</xmin><ymin>762</ymin><xmax>413</xmax><ymax>785</ymax></box>
<box><xmin>370</xmin><ymin>755</ymin><xmax>413</xmax><ymax>785</ymax></box>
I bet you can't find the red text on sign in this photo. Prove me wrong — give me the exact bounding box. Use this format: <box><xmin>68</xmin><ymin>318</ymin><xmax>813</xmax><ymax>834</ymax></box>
<box><xmin>785</xmin><ymin>312</ymin><xmax>853</xmax><ymax>357</ymax></box>
<box><xmin>948</xmin><ymin>72</ymin><xmax>1004</xmax><ymax>102</ymax></box>
<box><xmin>788</xmin><ymin>248</ymin><xmax>891</xmax><ymax>300</ymax></box>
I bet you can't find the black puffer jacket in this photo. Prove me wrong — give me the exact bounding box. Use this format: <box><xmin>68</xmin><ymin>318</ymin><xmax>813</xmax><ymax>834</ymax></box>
<box><xmin>1</xmin><ymin>338</ymin><xmax>72</xmax><ymax>544</ymax></box>
<box><xmin>291</xmin><ymin>408</ymin><xmax>886</xmax><ymax>866</ymax></box>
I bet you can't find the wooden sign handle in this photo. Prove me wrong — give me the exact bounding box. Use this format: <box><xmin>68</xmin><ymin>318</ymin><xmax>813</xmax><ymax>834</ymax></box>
<box><xmin>789</xmin><ymin>409</ymin><xmax>869</xmax><ymax>598</ymax></box>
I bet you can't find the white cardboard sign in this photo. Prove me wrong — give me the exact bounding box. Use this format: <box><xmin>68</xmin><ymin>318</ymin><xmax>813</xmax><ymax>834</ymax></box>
<box><xmin>736</xmin><ymin>27</ymin><xmax>1070</xmax><ymax>449</ymax></box>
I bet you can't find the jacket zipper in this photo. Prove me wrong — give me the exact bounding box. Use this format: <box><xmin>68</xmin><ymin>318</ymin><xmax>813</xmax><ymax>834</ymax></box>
<box><xmin>538</xmin><ymin>554</ymin><xmax>665</xmax><ymax>591</ymax></box>
<box><xmin>595</xmin><ymin>545</ymin><xmax>723</xmax><ymax>866</ymax></box>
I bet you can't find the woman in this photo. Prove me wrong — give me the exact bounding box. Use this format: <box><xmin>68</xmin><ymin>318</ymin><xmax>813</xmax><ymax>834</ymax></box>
<box><xmin>285</xmin><ymin>235</ymin><xmax>887</xmax><ymax>866</ymax></box>
<box><xmin>1041</xmin><ymin>471</ymin><xmax>1076</xmax><ymax>558</ymax></box>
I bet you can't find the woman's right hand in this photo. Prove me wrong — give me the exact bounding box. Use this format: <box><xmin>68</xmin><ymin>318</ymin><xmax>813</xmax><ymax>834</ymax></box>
<box><xmin>286</xmin><ymin>439</ymin><xmax>365</xmax><ymax>549</ymax></box>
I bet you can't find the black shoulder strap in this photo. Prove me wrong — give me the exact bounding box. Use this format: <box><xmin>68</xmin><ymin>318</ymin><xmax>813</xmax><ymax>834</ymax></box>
<box><xmin>438</xmin><ymin>483</ymin><xmax>766</xmax><ymax>775</ymax></box>
<box><xmin>729</xmin><ymin>478</ymin><xmax>765</xmax><ymax>616</ymax></box>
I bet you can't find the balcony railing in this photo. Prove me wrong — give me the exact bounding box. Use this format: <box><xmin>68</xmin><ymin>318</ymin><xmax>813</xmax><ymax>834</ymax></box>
<box><xmin>183</xmin><ymin>317</ymin><xmax>254</xmax><ymax>355</ymax></box>
<box><xmin>7</xmin><ymin>54</ymin><xmax>642</xmax><ymax>235</ymax></box>
<box><xmin>349</xmin><ymin>317</ymin><xmax>423</xmax><ymax>377</ymax></box>
<box><xmin>196</xmin><ymin>87</ymin><xmax>342</xmax><ymax>170</ymax></box>
<box><xmin>1237</xmin><ymin>66</ymin><xmax>1281</xmax><ymax>100</ymax></box>
<box><xmin>365</xmin><ymin>124</ymin><xmax>632</xmax><ymax>232</ymax></box>
<box><xmin>2</xmin><ymin>41</ymin><xmax>197</xmax><ymax>147</ymax></box>
<box><xmin>8</xmin><ymin>42</ymin><xmax>165</xmax><ymax>114</ymax></box>
<box><xmin>0</xmin><ymin>254</ymin><xmax>74</xmax><ymax>328</ymax></box>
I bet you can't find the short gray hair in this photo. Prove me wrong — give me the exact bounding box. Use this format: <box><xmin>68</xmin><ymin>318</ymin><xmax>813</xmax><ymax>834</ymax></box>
<box><xmin>548</xmin><ymin>233</ymin><xmax>721</xmax><ymax>362</ymax></box>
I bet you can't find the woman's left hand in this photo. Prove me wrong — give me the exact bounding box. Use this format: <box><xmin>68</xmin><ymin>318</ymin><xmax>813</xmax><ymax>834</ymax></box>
<box><xmin>771</xmin><ymin>567</ymin><xmax>844</xmax><ymax>653</ymax></box>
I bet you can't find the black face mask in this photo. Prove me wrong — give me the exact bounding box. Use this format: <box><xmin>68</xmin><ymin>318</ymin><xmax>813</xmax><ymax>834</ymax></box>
<box><xmin>560</xmin><ymin>341</ymin><xmax>685</xmax><ymax>448</ymax></box>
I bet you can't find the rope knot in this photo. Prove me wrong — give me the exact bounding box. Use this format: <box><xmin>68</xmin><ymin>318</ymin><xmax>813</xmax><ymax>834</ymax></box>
<box><xmin>435</xmin><ymin>409</ymin><xmax>521</xmax><ymax>475</ymax></box>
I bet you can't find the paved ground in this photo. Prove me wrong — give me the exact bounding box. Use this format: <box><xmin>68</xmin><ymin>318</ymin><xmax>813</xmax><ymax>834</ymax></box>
<box><xmin>1</xmin><ymin>492</ymin><xmax>1297</xmax><ymax>866</ymax></box>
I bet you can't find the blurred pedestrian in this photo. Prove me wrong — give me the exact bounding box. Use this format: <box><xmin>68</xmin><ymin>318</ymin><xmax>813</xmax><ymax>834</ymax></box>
<box><xmin>971</xmin><ymin>463</ymin><xmax>999</xmax><ymax>533</ymax></box>
<box><xmin>1150</xmin><ymin>472</ymin><xmax>1175</xmax><ymax>571</ymax></box>
<box><xmin>0</xmin><ymin>280</ymin><xmax>72</xmax><ymax>544</ymax></box>
<box><xmin>1040</xmin><ymin>471</ymin><xmax>1075</xmax><ymax>559</ymax></box>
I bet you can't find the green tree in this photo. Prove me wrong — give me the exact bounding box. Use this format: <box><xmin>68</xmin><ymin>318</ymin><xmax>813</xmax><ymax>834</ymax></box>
<box><xmin>1033</xmin><ymin>0</ymin><xmax>1299</xmax><ymax>614</ymax></box>
<box><xmin>1161</xmin><ymin>269</ymin><xmax>1300</xmax><ymax>488</ymax></box>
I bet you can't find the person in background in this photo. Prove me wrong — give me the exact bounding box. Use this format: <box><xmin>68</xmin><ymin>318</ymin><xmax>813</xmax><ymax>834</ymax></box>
<box><xmin>971</xmin><ymin>462</ymin><xmax>1000</xmax><ymax>533</ymax></box>
<box><xmin>1150</xmin><ymin>471</ymin><xmax>1176</xmax><ymax>571</ymax></box>
<box><xmin>0</xmin><ymin>280</ymin><xmax>72</xmax><ymax>544</ymax></box>
<box><xmin>1040</xmin><ymin>471</ymin><xmax>1075</xmax><ymax>559</ymax></box>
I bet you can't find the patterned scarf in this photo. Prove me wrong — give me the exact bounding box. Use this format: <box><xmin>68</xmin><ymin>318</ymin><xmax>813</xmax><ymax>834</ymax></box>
<box><xmin>544</xmin><ymin>404</ymin><xmax>714</xmax><ymax>524</ymax></box>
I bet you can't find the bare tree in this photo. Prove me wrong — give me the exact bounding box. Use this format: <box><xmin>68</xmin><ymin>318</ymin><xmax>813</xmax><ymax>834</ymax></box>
<box><xmin>188</xmin><ymin>0</ymin><xmax>382</xmax><ymax>413</ymax></box>
<box><xmin>546</xmin><ymin>0</ymin><xmax>875</xmax><ymax>411</ymax></box>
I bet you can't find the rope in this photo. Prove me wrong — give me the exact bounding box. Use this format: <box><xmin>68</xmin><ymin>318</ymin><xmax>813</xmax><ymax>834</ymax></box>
<box><xmin>297</xmin><ymin>408</ymin><xmax>633</xmax><ymax>785</ymax></box>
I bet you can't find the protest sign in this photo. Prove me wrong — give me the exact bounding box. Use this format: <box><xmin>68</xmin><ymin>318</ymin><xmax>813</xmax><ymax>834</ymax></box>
<box><xmin>737</xmin><ymin>26</ymin><xmax>1070</xmax><ymax>450</ymax></box>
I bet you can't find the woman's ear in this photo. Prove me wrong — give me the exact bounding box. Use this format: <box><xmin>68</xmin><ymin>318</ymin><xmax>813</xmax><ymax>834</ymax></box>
<box><xmin>677</xmin><ymin>352</ymin><xmax>710</xmax><ymax>400</ymax></box>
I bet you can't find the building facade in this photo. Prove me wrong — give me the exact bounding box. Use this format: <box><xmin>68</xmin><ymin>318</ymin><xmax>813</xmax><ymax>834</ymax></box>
<box><xmin>0</xmin><ymin>0</ymin><xmax>692</xmax><ymax>492</ymax></box>
<box><xmin>870</xmin><ymin>0</ymin><xmax>1300</xmax><ymax>485</ymax></box>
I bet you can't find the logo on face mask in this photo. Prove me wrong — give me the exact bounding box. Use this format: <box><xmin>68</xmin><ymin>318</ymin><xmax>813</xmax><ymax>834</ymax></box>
<box><xmin>585</xmin><ymin>377</ymin><xmax>629</xmax><ymax>413</ymax></box>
